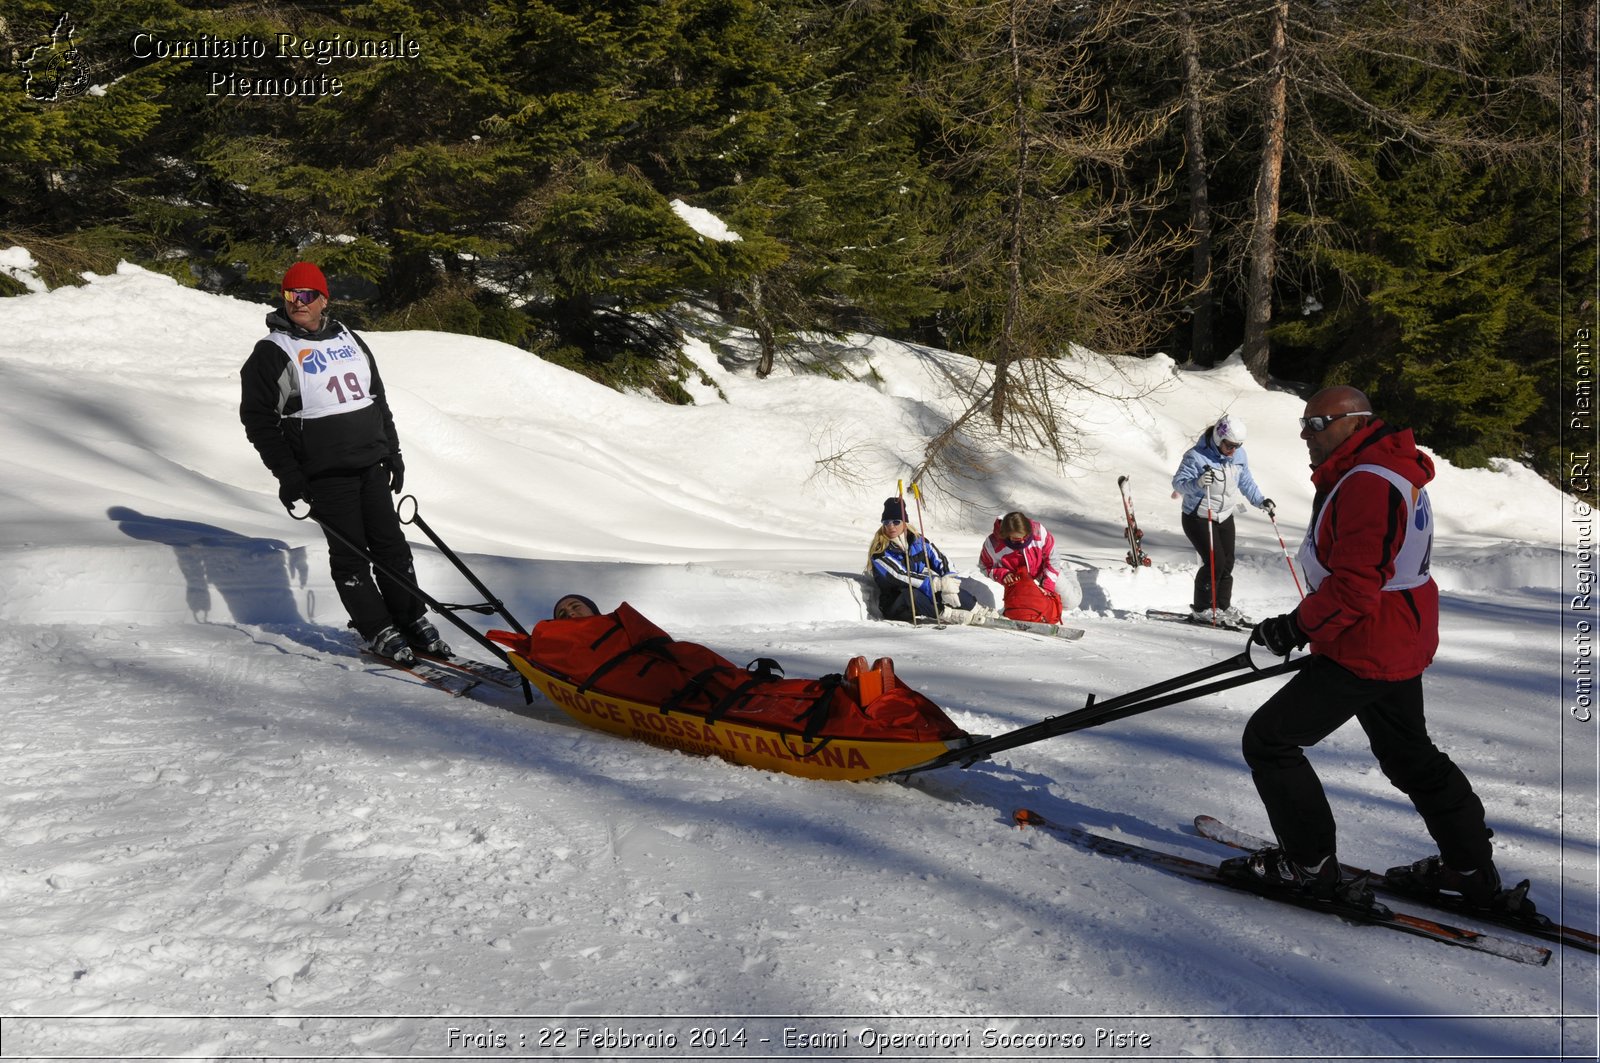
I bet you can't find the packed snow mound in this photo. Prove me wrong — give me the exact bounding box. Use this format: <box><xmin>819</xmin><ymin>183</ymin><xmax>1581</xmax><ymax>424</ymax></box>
<box><xmin>0</xmin><ymin>261</ymin><xmax>1571</xmax><ymax>634</ymax></box>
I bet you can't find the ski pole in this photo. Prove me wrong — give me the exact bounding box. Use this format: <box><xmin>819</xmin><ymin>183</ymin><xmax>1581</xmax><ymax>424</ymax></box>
<box><xmin>897</xmin><ymin>479</ymin><xmax>917</xmax><ymax>626</ymax></box>
<box><xmin>1206</xmin><ymin>503</ymin><xmax>1218</xmax><ymax>623</ymax></box>
<box><xmin>910</xmin><ymin>481</ymin><xmax>941</xmax><ymax>621</ymax></box>
<box><xmin>1268</xmin><ymin>509</ymin><xmax>1305</xmax><ymax>599</ymax></box>
<box><xmin>288</xmin><ymin>500</ymin><xmax>522</xmax><ymax>673</ymax></box>
<box><xmin>896</xmin><ymin>641</ymin><xmax>1309</xmax><ymax>776</ymax></box>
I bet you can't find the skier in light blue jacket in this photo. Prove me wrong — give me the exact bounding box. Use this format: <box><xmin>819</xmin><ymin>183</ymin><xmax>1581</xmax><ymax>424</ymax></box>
<box><xmin>1172</xmin><ymin>414</ymin><xmax>1275</xmax><ymax>623</ymax></box>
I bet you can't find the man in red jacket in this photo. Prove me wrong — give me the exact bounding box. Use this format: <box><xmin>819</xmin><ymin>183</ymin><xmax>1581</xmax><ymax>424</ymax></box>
<box><xmin>1223</xmin><ymin>386</ymin><xmax>1504</xmax><ymax>909</ymax></box>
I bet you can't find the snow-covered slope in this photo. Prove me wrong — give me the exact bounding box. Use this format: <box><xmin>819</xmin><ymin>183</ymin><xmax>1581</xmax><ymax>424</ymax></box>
<box><xmin>0</xmin><ymin>262</ymin><xmax>1593</xmax><ymax>1061</ymax></box>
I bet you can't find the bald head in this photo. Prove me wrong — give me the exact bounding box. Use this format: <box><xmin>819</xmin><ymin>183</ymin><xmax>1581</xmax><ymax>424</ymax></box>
<box><xmin>1300</xmin><ymin>386</ymin><xmax>1375</xmax><ymax>467</ymax></box>
<box><xmin>1306</xmin><ymin>385</ymin><xmax>1371</xmax><ymax>418</ymax></box>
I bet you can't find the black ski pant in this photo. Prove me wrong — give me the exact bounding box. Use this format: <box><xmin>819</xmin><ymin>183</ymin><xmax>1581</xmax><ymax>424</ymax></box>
<box><xmin>877</xmin><ymin>575</ymin><xmax>977</xmax><ymax>622</ymax></box>
<box><xmin>1182</xmin><ymin>510</ymin><xmax>1235</xmax><ymax>611</ymax></box>
<box><xmin>307</xmin><ymin>463</ymin><xmax>423</xmax><ymax>641</ymax></box>
<box><xmin>1242</xmin><ymin>654</ymin><xmax>1494</xmax><ymax>873</ymax></box>
<box><xmin>879</xmin><ymin>584</ymin><xmax>940</xmax><ymax>622</ymax></box>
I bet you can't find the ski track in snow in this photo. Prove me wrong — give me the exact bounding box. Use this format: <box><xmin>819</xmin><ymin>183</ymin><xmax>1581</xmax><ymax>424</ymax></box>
<box><xmin>0</xmin><ymin>263</ymin><xmax>1594</xmax><ymax>1061</ymax></box>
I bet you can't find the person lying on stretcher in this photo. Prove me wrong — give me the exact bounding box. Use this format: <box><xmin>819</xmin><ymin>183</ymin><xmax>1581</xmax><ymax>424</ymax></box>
<box><xmin>552</xmin><ymin>594</ymin><xmax>599</xmax><ymax>620</ymax></box>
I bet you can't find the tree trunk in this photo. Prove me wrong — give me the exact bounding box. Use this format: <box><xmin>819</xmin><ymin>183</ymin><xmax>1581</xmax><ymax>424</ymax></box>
<box><xmin>1242</xmin><ymin>0</ymin><xmax>1288</xmax><ymax>382</ymax></box>
<box><xmin>748</xmin><ymin>276</ymin><xmax>776</xmax><ymax>378</ymax></box>
<box><xmin>1179</xmin><ymin>5</ymin><xmax>1214</xmax><ymax>366</ymax></box>
<box><xmin>991</xmin><ymin>0</ymin><xmax>1030</xmax><ymax>428</ymax></box>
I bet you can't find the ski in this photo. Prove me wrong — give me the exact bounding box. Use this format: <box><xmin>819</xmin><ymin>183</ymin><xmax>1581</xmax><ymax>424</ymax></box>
<box><xmin>880</xmin><ymin>613</ymin><xmax>1084</xmax><ymax>640</ymax></box>
<box><xmin>413</xmin><ymin>649</ymin><xmax>523</xmax><ymax>689</ymax></box>
<box><xmin>968</xmin><ymin>612</ymin><xmax>1086</xmax><ymax>641</ymax></box>
<box><xmin>889</xmin><ymin>614</ymin><xmax>1088</xmax><ymax>640</ymax></box>
<box><xmin>880</xmin><ymin>617</ymin><xmax>950</xmax><ymax>632</ymax></box>
<box><xmin>1146</xmin><ymin>608</ymin><xmax>1250</xmax><ymax>633</ymax></box>
<box><xmin>1117</xmin><ymin>475</ymin><xmax>1153</xmax><ymax>568</ymax></box>
<box><xmin>361</xmin><ymin>651</ymin><xmax>480</xmax><ymax>697</ymax></box>
<box><xmin>1012</xmin><ymin>809</ymin><xmax>1551</xmax><ymax>966</ymax></box>
<box><xmin>1193</xmin><ymin>814</ymin><xmax>1598</xmax><ymax>954</ymax></box>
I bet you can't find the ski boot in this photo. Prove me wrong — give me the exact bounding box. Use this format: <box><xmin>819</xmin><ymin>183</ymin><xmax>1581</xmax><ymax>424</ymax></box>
<box><xmin>1220</xmin><ymin>846</ymin><xmax>1382</xmax><ymax>912</ymax></box>
<box><xmin>1387</xmin><ymin>855</ymin><xmax>1554</xmax><ymax>929</ymax></box>
<box><xmin>404</xmin><ymin>615</ymin><xmax>452</xmax><ymax>657</ymax></box>
<box><xmin>368</xmin><ymin>624</ymin><xmax>417</xmax><ymax>666</ymax></box>
<box><xmin>1385</xmin><ymin>855</ymin><xmax>1499</xmax><ymax>906</ymax></box>
<box><xmin>941</xmin><ymin>604</ymin><xmax>989</xmax><ymax>625</ymax></box>
<box><xmin>1385</xmin><ymin>855</ymin><xmax>1507</xmax><ymax>908</ymax></box>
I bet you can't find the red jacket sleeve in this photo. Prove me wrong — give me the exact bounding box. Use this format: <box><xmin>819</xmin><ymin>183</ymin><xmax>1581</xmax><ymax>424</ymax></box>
<box><xmin>980</xmin><ymin>537</ymin><xmax>1020</xmax><ymax>582</ymax></box>
<box><xmin>1037</xmin><ymin>528</ymin><xmax>1059</xmax><ymax>592</ymax></box>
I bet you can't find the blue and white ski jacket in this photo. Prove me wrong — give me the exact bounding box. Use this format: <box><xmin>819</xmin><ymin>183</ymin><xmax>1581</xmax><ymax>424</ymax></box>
<box><xmin>870</xmin><ymin>533</ymin><xmax>951</xmax><ymax>610</ymax></box>
<box><xmin>1172</xmin><ymin>429</ymin><xmax>1267</xmax><ymax>523</ymax></box>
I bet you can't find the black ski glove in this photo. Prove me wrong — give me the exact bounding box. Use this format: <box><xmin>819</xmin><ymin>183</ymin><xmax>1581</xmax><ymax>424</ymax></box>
<box><xmin>1261</xmin><ymin>498</ymin><xmax>1277</xmax><ymax>517</ymax></box>
<box><xmin>277</xmin><ymin>470</ymin><xmax>311</xmax><ymax>509</ymax></box>
<box><xmin>383</xmin><ymin>453</ymin><xmax>405</xmax><ymax>495</ymax></box>
<box><xmin>1251</xmin><ymin>612</ymin><xmax>1307</xmax><ymax>656</ymax></box>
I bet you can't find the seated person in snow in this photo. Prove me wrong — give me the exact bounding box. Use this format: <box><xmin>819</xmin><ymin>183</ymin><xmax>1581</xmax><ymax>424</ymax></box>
<box><xmin>978</xmin><ymin>510</ymin><xmax>1078</xmax><ymax>622</ymax></box>
<box><xmin>867</xmin><ymin>497</ymin><xmax>975</xmax><ymax>622</ymax></box>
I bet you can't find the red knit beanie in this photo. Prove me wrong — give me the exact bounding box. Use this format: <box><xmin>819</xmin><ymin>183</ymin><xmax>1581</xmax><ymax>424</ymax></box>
<box><xmin>281</xmin><ymin>261</ymin><xmax>328</xmax><ymax>297</ymax></box>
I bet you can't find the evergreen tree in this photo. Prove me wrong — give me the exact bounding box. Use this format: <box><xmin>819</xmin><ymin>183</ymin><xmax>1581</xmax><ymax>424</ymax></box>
<box><xmin>695</xmin><ymin>0</ymin><xmax>944</xmax><ymax>375</ymax></box>
<box><xmin>1270</xmin><ymin>14</ymin><xmax>1567</xmax><ymax>471</ymax></box>
<box><xmin>1</xmin><ymin>3</ymin><xmax>191</xmax><ymax>284</ymax></box>
<box><xmin>1274</xmin><ymin>148</ymin><xmax>1547</xmax><ymax>467</ymax></box>
<box><xmin>916</xmin><ymin>0</ymin><xmax>1176</xmax><ymax>455</ymax></box>
<box><xmin>478</xmin><ymin>0</ymin><xmax>791</xmax><ymax>380</ymax></box>
<box><xmin>209</xmin><ymin>0</ymin><xmax>536</xmax><ymax>310</ymax></box>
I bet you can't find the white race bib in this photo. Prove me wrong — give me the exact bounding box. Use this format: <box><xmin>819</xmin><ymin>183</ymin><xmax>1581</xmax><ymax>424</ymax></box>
<box><xmin>1296</xmin><ymin>463</ymin><xmax>1432</xmax><ymax>592</ymax></box>
<box><xmin>269</xmin><ymin>329</ymin><xmax>376</xmax><ymax>421</ymax></box>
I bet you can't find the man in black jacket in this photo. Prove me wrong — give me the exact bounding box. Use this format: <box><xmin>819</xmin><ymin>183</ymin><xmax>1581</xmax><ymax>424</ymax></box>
<box><xmin>239</xmin><ymin>261</ymin><xmax>448</xmax><ymax>664</ymax></box>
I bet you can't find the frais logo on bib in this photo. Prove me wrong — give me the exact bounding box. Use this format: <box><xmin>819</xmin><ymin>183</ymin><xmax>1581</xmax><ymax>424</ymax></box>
<box><xmin>296</xmin><ymin>343</ymin><xmax>359</xmax><ymax>375</ymax></box>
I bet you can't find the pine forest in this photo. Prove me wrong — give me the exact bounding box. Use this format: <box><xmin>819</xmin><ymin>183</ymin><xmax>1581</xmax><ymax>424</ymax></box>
<box><xmin>2</xmin><ymin>0</ymin><xmax>1594</xmax><ymax>489</ymax></box>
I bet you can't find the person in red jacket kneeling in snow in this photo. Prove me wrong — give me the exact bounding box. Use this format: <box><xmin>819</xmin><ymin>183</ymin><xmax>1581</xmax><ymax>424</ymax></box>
<box><xmin>979</xmin><ymin>511</ymin><xmax>1077</xmax><ymax>623</ymax></box>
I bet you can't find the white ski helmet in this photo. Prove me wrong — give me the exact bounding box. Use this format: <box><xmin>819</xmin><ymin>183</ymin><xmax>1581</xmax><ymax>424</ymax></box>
<box><xmin>1215</xmin><ymin>414</ymin><xmax>1247</xmax><ymax>447</ymax></box>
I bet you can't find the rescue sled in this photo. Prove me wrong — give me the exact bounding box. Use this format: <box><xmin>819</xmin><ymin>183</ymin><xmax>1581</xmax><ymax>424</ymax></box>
<box><xmin>296</xmin><ymin>498</ymin><xmax>1292</xmax><ymax>783</ymax></box>
<box><xmin>486</xmin><ymin>604</ymin><xmax>979</xmax><ymax>781</ymax></box>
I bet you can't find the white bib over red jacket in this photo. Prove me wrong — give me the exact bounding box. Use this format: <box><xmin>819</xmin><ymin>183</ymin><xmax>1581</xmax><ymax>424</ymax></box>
<box><xmin>1293</xmin><ymin>420</ymin><xmax>1439</xmax><ymax>680</ymax></box>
